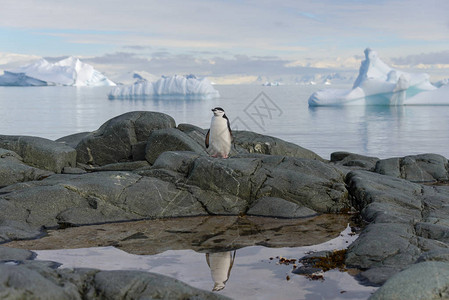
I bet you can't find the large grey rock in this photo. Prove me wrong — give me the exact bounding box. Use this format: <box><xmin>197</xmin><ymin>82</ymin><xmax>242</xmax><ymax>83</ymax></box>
<box><xmin>177</xmin><ymin>125</ymin><xmax>325</xmax><ymax>160</ymax></box>
<box><xmin>76</xmin><ymin>111</ymin><xmax>176</xmax><ymax>166</ymax></box>
<box><xmin>0</xmin><ymin>135</ymin><xmax>77</xmax><ymax>173</ymax></box>
<box><xmin>233</xmin><ymin>131</ymin><xmax>325</xmax><ymax>161</ymax></box>
<box><xmin>0</xmin><ymin>246</ymin><xmax>34</xmax><ymax>261</ymax></box>
<box><xmin>247</xmin><ymin>196</ymin><xmax>317</xmax><ymax>218</ymax></box>
<box><xmin>330</xmin><ymin>151</ymin><xmax>379</xmax><ymax>171</ymax></box>
<box><xmin>375</xmin><ymin>153</ymin><xmax>449</xmax><ymax>182</ymax></box>
<box><xmin>417</xmin><ymin>249</ymin><xmax>449</xmax><ymax>263</ymax></box>
<box><xmin>346</xmin><ymin>222</ymin><xmax>420</xmax><ymax>271</ymax></box>
<box><xmin>0</xmin><ymin>171</ymin><xmax>207</xmax><ymax>242</ymax></box>
<box><xmin>370</xmin><ymin>262</ymin><xmax>449</xmax><ymax>300</ymax></box>
<box><xmin>0</xmin><ymin>148</ymin><xmax>53</xmax><ymax>187</ymax></box>
<box><xmin>0</xmin><ymin>264</ymin><xmax>80</xmax><ymax>300</ymax></box>
<box><xmin>150</xmin><ymin>152</ymin><xmax>349</xmax><ymax>214</ymax></box>
<box><xmin>0</xmin><ymin>263</ymin><xmax>228</xmax><ymax>300</ymax></box>
<box><xmin>145</xmin><ymin>128</ymin><xmax>207</xmax><ymax>164</ymax></box>
<box><xmin>92</xmin><ymin>269</ymin><xmax>229</xmax><ymax>299</ymax></box>
<box><xmin>90</xmin><ymin>161</ymin><xmax>150</xmax><ymax>172</ymax></box>
<box><xmin>177</xmin><ymin>123</ymin><xmax>209</xmax><ymax>146</ymax></box>
<box><xmin>345</xmin><ymin>169</ymin><xmax>449</xmax><ymax>285</ymax></box>
<box><xmin>55</xmin><ymin>131</ymin><xmax>91</xmax><ymax>148</ymax></box>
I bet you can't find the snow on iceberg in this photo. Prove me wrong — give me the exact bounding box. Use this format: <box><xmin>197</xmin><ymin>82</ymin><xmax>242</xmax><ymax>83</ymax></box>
<box><xmin>0</xmin><ymin>57</ymin><xmax>116</xmax><ymax>86</ymax></box>
<box><xmin>405</xmin><ymin>84</ymin><xmax>449</xmax><ymax>105</ymax></box>
<box><xmin>108</xmin><ymin>74</ymin><xmax>220</xmax><ymax>99</ymax></box>
<box><xmin>308</xmin><ymin>48</ymin><xmax>436</xmax><ymax>106</ymax></box>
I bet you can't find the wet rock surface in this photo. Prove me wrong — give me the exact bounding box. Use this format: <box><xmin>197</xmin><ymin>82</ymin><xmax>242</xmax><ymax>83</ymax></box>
<box><xmin>5</xmin><ymin>214</ymin><xmax>351</xmax><ymax>254</ymax></box>
<box><xmin>1</xmin><ymin>110</ymin><xmax>449</xmax><ymax>298</ymax></box>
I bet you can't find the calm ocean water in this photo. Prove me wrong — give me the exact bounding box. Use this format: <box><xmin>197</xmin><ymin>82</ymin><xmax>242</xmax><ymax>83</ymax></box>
<box><xmin>0</xmin><ymin>84</ymin><xmax>448</xmax><ymax>159</ymax></box>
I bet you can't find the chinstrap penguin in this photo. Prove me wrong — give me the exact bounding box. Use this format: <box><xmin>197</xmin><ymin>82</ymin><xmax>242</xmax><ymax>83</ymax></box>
<box><xmin>205</xmin><ymin>107</ymin><xmax>232</xmax><ymax>158</ymax></box>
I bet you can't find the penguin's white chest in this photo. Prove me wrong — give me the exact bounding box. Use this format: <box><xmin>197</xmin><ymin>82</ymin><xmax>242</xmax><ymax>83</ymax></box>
<box><xmin>209</xmin><ymin>116</ymin><xmax>231</xmax><ymax>156</ymax></box>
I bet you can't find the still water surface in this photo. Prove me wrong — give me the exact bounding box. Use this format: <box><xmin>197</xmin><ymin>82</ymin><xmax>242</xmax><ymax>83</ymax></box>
<box><xmin>1</xmin><ymin>84</ymin><xmax>448</xmax><ymax>159</ymax></box>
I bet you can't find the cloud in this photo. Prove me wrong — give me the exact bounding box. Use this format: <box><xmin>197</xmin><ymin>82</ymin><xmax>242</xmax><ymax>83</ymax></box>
<box><xmin>2</xmin><ymin>0</ymin><xmax>449</xmax><ymax>81</ymax></box>
<box><xmin>83</xmin><ymin>51</ymin><xmax>329</xmax><ymax>81</ymax></box>
<box><xmin>2</xmin><ymin>0</ymin><xmax>449</xmax><ymax>60</ymax></box>
<box><xmin>0</xmin><ymin>52</ymin><xmax>40</xmax><ymax>71</ymax></box>
<box><xmin>391</xmin><ymin>51</ymin><xmax>449</xmax><ymax>66</ymax></box>
<box><xmin>86</xmin><ymin>52</ymin><xmax>150</xmax><ymax>65</ymax></box>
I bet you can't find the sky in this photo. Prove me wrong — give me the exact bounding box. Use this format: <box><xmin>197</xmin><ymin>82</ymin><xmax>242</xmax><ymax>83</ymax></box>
<box><xmin>1</xmin><ymin>0</ymin><xmax>449</xmax><ymax>83</ymax></box>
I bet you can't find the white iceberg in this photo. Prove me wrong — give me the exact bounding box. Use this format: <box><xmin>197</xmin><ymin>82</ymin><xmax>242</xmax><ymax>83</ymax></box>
<box><xmin>108</xmin><ymin>74</ymin><xmax>220</xmax><ymax>99</ymax></box>
<box><xmin>0</xmin><ymin>57</ymin><xmax>116</xmax><ymax>86</ymax></box>
<box><xmin>434</xmin><ymin>78</ymin><xmax>449</xmax><ymax>88</ymax></box>
<box><xmin>405</xmin><ymin>84</ymin><xmax>449</xmax><ymax>105</ymax></box>
<box><xmin>308</xmin><ymin>48</ymin><xmax>436</xmax><ymax>106</ymax></box>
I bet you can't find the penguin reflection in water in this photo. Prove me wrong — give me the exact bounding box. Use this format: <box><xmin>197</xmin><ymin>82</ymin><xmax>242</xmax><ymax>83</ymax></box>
<box><xmin>206</xmin><ymin>251</ymin><xmax>236</xmax><ymax>291</ymax></box>
<box><xmin>205</xmin><ymin>107</ymin><xmax>232</xmax><ymax>158</ymax></box>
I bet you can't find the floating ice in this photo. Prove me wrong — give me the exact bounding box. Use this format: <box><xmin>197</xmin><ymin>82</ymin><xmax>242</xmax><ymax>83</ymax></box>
<box><xmin>405</xmin><ymin>84</ymin><xmax>449</xmax><ymax>105</ymax></box>
<box><xmin>0</xmin><ymin>57</ymin><xmax>116</xmax><ymax>87</ymax></box>
<box><xmin>308</xmin><ymin>48</ymin><xmax>437</xmax><ymax>106</ymax></box>
<box><xmin>108</xmin><ymin>74</ymin><xmax>220</xmax><ymax>99</ymax></box>
<box><xmin>434</xmin><ymin>78</ymin><xmax>449</xmax><ymax>88</ymax></box>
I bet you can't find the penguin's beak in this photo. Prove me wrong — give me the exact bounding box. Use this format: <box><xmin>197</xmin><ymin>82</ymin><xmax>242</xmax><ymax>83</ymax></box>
<box><xmin>211</xmin><ymin>109</ymin><xmax>215</xmax><ymax>112</ymax></box>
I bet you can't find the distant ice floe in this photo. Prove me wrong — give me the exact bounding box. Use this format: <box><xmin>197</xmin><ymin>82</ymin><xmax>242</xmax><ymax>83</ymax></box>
<box><xmin>0</xmin><ymin>57</ymin><xmax>116</xmax><ymax>87</ymax></box>
<box><xmin>262</xmin><ymin>81</ymin><xmax>284</xmax><ymax>86</ymax></box>
<box><xmin>308</xmin><ymin>48</ymin><xmax>438</xmax><ymax>106</ymax></box>
<box><xmin>433</xmin><ymin>78</ymin><xmax>449</xmax><ymax>88</ymax></box>
<box><xmin>108</xmin><ymin>74</ymin><xmax>220</xmax><ymax>99</ymax></box>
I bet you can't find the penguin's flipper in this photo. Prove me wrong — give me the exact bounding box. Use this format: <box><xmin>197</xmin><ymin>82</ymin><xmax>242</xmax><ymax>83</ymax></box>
<box><xmin>205</xmin><ymin>129</ymin><xmax>210</xmax><ymax>148</ymax></box>
<box><xmin>223</xmin><ymin>114</ymin><xmax>233</xmax><ymax>140</ymax></box>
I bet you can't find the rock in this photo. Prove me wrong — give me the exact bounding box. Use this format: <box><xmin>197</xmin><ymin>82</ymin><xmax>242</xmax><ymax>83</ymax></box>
<box><xmin>0</xmin><ymin>246</ymin><xmax>35</xmax><ymax>261</ymax></box>
<box><xmin>0</xmin><ymin>148</ymin><xmax>53</xmax><ymax>187</ymax></box>
<box><xmin>178</xmin><ymin>125</ymin><xmax>325</xmax><ymax>160</ymax></box>
<box><xmin>370</xmin><ymin>262</ymin><xmax>449</xmax><ymax>300</ymax></box>
<box><xmin>145</xmin><ymin>128</ymin><xmax>207</xmax><ymax>164</ymax></box>
<box><xmin>0</xmin><ymin>264</ymin><xmax>80</xmax><ymax>299</ymax></box>
<box><xmin>151</xmin><ymin>152</ymin><xmax>349</xmax><ymax>213</ymax></box>
<box><xmin>0</xmin><ymin>148</ymin><xmax>350</xmax><ymax>243</ymax></box>
<box><xmin>91</xmin><ymin>270</ymin><xmax>230</xmax><ymax>299</ymax></box>
<box><xmin>0</xmin><ymin>220</ymin><xmax>44</xmax><ymax>244</ymax></box>
<box><xmin>233</xmin><ymin>131</ymin><xmax>325</xmax><ymax>161</ymax></box>
<box><xmin>0</xmin><ymin>136</ymin><xmax>77</xmax><ymax>173</ymax></box>
<box><xmin>345</xmin><ymin>169</ymin><xmax>449</xmax><ymax>285</ymax></box>
<box><xmin>0</xmin><ymin>171</ymin><xmax>208</xmax><ymax>241</ymax></box>
<box><xmin>330</xmin><ymin>151</ymin><xmax>379</xmax><ymax>171</ymax></box>
<box><xmin>374</xmin><ymin>153</ymin><xmax>449</xmax><ymax>182</ymax></box>
<box><xmin>90</xmin><ymin>161</ymin><xmax>150</xmax><ymax>172</ymax></box>
<box><xmin>177</xmin><ymin>123</ymin><xmax>208</xmax><ymax>146</ymax></box>
<box><xmin>0</xmin><ymin>262</ymin><xmax>228</xmax><ymax>300</ymax></box>
<box><xmin>346</xmin><ymin>222</ymin><xmax>420</xmax><ymax>271</ymax></box>
<box><xmin>76</xmin><ymin>111</ymin><xmax>176</xmax><ymax>166</ymax></box>
<box><xmin>62</xmin><ymin>166</ymin><xmax>87</xmax><ymax>174</ymax></box>
<box><xmin>55</xmin><ymin>132</ymin><xmax>90</xmax><ymax>148</ymax></box>
<box><xmin>150</xmin><ymin>151</ymin><xmax>201</xmax><ymax>174</ymax></box>
<box><xmin>346</xmin><ymin>170</ymin><xmax>423</xmax><ymax>212</ymax></box>
<box><xmin>417</xmin><ymin>249</ymin><xmax>449</xmax><ymax>263</ymax></box>
<box><xmin>247</xmin><ymin>196</ymin><xmax>317</xmax><ymax>218</ymax></box>
<box><xmin>415</xmin><ymin>222</ymin><xmax>449</xmax><ymax>243</ymax></box>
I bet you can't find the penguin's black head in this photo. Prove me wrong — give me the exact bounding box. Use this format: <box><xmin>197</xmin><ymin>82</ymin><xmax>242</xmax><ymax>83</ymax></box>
<box><xmin>212</xmin><ymin>107</ymin><xmax>225</xmax><ymax>116</ymax></box>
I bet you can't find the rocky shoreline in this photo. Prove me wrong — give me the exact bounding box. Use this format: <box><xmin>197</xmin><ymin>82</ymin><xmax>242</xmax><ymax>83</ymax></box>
<box><xmin>1</xmin><ymin>111</ymin><xmax>449</xmax><ymax>299</ymax></box>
